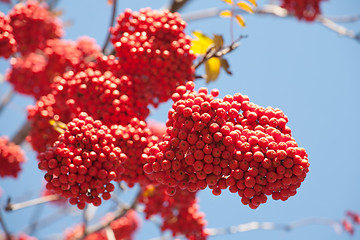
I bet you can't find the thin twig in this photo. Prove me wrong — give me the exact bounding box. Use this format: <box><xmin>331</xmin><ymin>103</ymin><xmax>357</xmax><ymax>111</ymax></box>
<box><xmin>22</xmin><ymin>206</ymin><xmax>72</xmax><ymax>234</ymax></box>
<box><xmin>27</xmin><ymin>203</ymin><xmax>45</xmax><ymax>235</ymax></box>
<box><xmin>0</xmin><ymin>208</ymin><xmax>12</xmax><ymax>240</ymax></box>
<box><xmin>5</xmin><ymin>194</ymin><xmax>60</xmax><ymax>212</ymax></box>
<box><xmin>193</xmin><ymin>37</ymin><xmax>244</xmax><ymax>70</ymax></box>
<box><xmin>0</xmin><ymin>89</ymin><xmax>15</xmax><ymax>115</ymax></box>
<box><xmin>102</xmin><ymin>0</ymin><xmax>118</xmax><ymax>54</ymax></box>
<box><xmin>11</xmin><ymin>120</ymin><xmax>31</xmax><ymax>146</ymax></box>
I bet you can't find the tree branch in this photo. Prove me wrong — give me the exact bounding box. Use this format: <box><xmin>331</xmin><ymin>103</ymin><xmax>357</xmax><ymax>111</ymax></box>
<box><xmin>11</xmin><ymin>120</ymin><xmax>31</xmax><ymax>146</ymax></box>
<box><xmin>5</xmin><ymin>194</ymin><xmax>60</xmax><ymax>212</ymax></box>
<box><xmin>182</xmin><ymin>4</ymin><xmax>360</xmax><ymax>43</ymax></box>
<box><xmin>102</xmin><ymin>0</ymin><xmax>118</xmax><ymax>54</ymax></box>
<box><xmin>77</xmin><ymin>190</ymin><xmax>141</xmax><ymax>239</ymax></box>
<box><xmin>0</xmin><ymin>89</ymin><xmax>15</xmax><ymax>115</ymax></box>
<box><xmin>168</xmin><ymin>0</ymin><xmax>191</xmax><ymax>13</ymax></box>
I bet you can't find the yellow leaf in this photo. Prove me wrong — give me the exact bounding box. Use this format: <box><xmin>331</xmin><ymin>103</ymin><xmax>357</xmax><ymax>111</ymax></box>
<box><xmin>191</xmin><ymin>31</ymin><xmax>214</xmax><ymax>55</ymax></box>
<box><xmin>205</xmin><ymin>57</ymin><xmax>221</xmax><ymax>83</ymax></box>
<box><xmin>222</xmin><ymin>0</ymin><xmax>234</xmax><ymax>5</ymax></box>
<box><xmin>247</xmin><ymin>0</ymin><xmax>257</xmax><ymax>7</ymax></box>
<box><xmin>219</xmin><ymin>10</ymin><xmax>232</xmax><ymax>18</ymax></box>
<box><xmin>235</xmin><ymin>14</ymin><xmax>246</xmax><ymax>27</ymax></box>
<box><xmin>237</xmin><ymin>1</ymin><xmax>254</xmax><ymax>14</ymax></box>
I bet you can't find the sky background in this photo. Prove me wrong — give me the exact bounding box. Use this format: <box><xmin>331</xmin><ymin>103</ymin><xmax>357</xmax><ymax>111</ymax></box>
<box><xmin>1</xmin><ymin>0</ymin><xmax>360</xmax><ymax>239</ymax></box>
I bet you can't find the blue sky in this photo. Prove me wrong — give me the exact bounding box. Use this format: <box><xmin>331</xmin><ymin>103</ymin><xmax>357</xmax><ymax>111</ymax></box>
<box><xmin>1</xmin><ymin>0</ymin><xmax>360</xmax><ymax>239</ymax></box>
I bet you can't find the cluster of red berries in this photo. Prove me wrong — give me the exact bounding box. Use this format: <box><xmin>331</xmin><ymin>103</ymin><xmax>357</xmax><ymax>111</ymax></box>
<box><xmin>281</xmin><ymin>0</ymin><xmax>323</xmax><ymax>21</ymax></box>
<box><xmin>139</xmin><ymin>184</ymin><xmax>207</xmax><ymax>239</ymax></box>
<box><xmin>0</xmin><ymin>12</ymin><xmax>16</xmax><ymax>58</ymax></box>
<box><xmin>8</xmin><ymin>1</ymin><xmax>63</xmax><ymax>55</ymax></box>
<box><xmin>64</xmin><ymin>209</ymin><xmax>139</xmax><ymax>240</ymax></box>
<box><xmin>54</xmin><ymin>67</ymin><xmax>150</xmax><ymax>126</ymax></box>
<box><xmin>110</xmin><ymin>118</ymin><xmax>160</xmax><ymax>187</ymax></box>
<box><xmin>143</xmin><ymin>81</ymin><xmax>309</xmax><ymax>209</ymax></box>
<box><xmin>6</xmin><ymin>37</ymin><xmax>101</xmax><ymax>99</ymax></box>
<box><xmin>38</xmin><ymin>112</ymin><xmax>127</xmax><ymax>209</ymax></box>
<box><xmin>111</xmin><ymin>8</ymin><xmax>195</xmax><ymax>107</ymax></box>
<box><xmin>0</xmin><ymin>136</ymin><xmax>26</xmax><ymax>178</ymax></box>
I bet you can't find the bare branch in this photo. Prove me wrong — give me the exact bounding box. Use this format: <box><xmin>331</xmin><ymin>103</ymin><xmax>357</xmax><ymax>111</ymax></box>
<box><xmin>5</xmin><ymin>194</ymin><xmax>60</xmax><ymax>212</ymax></box>
<box><xmin>11</xmin><ymin>121</ymin><xmax>31</xmax><ymax>146</ymax></box>
<box><xmin>317</xmin><ymin>15</ymin><xmax>358</xmax><ymax>40</ymax></box>
<box><xmin>182</xmin><ymin>5</ymin><xmax>360</xmax><ymax>43</ymax></box>
<box><xmin>149</xmin><ymin>218</ymin><xmax>343</xmax><ymax>240</ymax></box>
<box><xmin>76</xmin><ymin>190</ymin><xmax>141</xmax><ymax>239</ymax></box>
<box><xmin>0</xmin><ymin>89</ymin><xmax>15</xmax><ymax>116</ymax></box>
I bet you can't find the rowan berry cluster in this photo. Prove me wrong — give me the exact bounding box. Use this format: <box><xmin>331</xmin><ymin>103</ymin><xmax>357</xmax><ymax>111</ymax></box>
<box><xmin>143</xmin><ymin>81</ymin><xmax>309</xmax><ymax>209</ymax></box>
<box><xmin>64</xmin><ymin>209</ymin><xmax>139</xmax><ymax>240</ymax></box>
<box><xmin>6</xmin><ymin>37</ymin><xmax>101</xmax><ymax>99</ymax></box>
<box><xmin>0</xmin><ymin>136</ymin><xmax>26</xmax><ymax>178</ymax></box>
<box><xmin>0</xmin><ymin>12</ymin><xmax>16</xmax><ymax>58</ymax></box>
<box><xmin>53</xmin><ymin>67</ymin><xmax>150</xmax><ymax>126</ymax></box>
<box><xmin>111</xmin><ymin>8</ymin><xmax>195</xmax><ymax>107</ymax></box>
<box><xmin>139</xmin><ymin>184</ymin><xmax>207</xmax><ymax>239</ymax></box>
<box><xmin>38</xmin><ymin>112</ymin><xmax>126</xmax><ymax>209</ymax></box>
<box><xmin>111</xmin><ymin>118</ymin><xmax>160</xmax><ymax>187</ymax></box>
<box><xmin>281</xmin><ymin>0</ymin><xmax>323</xmax><ymax>21</ymax></box>
<box><xmin>8</xmin><ymin>1</ymin><xmax>62</xmax><ymax>55</ymax></box>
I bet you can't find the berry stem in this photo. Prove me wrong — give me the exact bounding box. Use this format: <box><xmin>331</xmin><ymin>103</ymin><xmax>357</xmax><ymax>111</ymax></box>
<box><xmin>5</xmin><ymin>194</ymin><xmax>60</xmax><ymax>212</ymax></box>
<box><xmin>102</xmin><ymin>0</ymin><xmax>118</xmax><ymax>54</ymax></box>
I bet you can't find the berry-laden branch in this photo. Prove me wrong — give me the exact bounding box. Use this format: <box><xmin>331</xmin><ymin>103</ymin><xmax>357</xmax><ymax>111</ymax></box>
<box><xmin>102</xmin><ymin>0</ymin><xmax>118</xmax><ymax>54</ymax></box>
<box><xmin>182</xmin><ymin>4</ymin><xmax>360</xmax><ymax>43</ymax></box>
<box><xmin>5</xmin><ymin>194</ymin><xmax>60</xmax><ymax>211</ymax></box>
